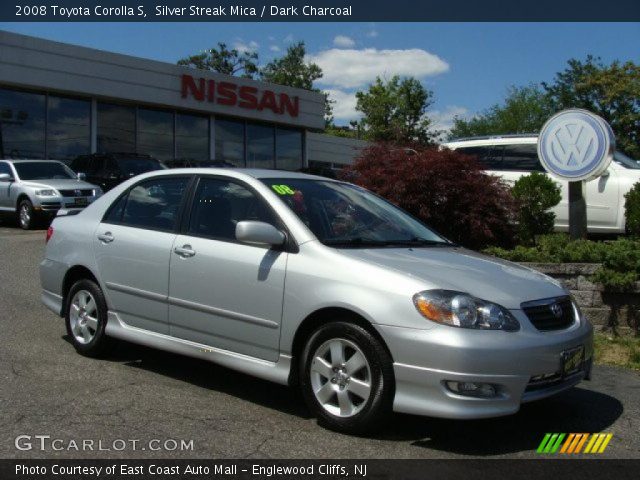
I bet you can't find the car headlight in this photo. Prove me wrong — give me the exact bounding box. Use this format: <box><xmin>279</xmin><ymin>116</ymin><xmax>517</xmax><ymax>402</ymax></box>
<box><xmin>35</xmin><ymin>189</ymin><xmax>58</xmax><ymax>197</ymax></box>
<box><xmin>413</xmin><ymin>290</ymin><xmax>520</xmax><ymax>331</ymax></box>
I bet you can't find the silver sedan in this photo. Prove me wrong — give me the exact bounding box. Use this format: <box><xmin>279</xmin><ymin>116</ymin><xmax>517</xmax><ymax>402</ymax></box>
<box><xmin>40</xmin><ymin>169</ymin><xmax>593</xmax><ymax>434</ymax></box>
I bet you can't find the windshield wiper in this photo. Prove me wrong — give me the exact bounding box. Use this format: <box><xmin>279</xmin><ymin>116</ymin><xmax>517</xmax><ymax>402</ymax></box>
<box><xmin>323</xmin><ymin>237</ymin><xmax>456</xmax><ymax>248</ymax></box>
<box><xmin>323</xmin><ymin>237</ymin><xmax>389</xmax><ymax>247</ymax></box>
<box><xmin>379</xmin><ymin>237</ymin><xmax>455</xmax><ymax>247</ymax></box>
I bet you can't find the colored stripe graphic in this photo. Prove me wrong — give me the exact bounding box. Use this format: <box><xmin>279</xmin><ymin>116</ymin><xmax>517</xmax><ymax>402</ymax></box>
<box><xmin>538</xmin><ymin>433</ymin><xmax>612</xmax><ymax>454</ymax></box>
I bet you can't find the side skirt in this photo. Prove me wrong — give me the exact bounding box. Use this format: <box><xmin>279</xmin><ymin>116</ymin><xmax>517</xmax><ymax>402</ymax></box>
<box><xmin>105</xmin><ymin>311</ymin><xmax>291</xmax><ymax>385</ymax></box>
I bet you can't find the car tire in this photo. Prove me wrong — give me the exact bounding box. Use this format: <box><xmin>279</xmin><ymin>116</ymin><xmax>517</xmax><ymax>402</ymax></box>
<box><xmin>17</xmin><ymin>199</ymin><xmax>35</xmax><ymax>230</ymax></box>
<box><xmin>300</xmin><ymin>321</ymin><xmax>394</xmax><ymax>434</ymax></box>
<box><xmin>65</xmin><ymin>279</ymin><xmax>114</xmax><ymax>358</ymax></box>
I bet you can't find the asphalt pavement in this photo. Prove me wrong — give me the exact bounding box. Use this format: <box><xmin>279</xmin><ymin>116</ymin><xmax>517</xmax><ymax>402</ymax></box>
<box><xmin>0</xmin><ymin>219</ymin><xmax>638</xmax><ymax>459</ymax></box>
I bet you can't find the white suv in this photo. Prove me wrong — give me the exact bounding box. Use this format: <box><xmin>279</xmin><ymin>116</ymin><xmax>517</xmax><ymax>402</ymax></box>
<box><xmin>444</xmin><ymin>135</ymin><xmax>640</xmax><ymax>234</ymax></box>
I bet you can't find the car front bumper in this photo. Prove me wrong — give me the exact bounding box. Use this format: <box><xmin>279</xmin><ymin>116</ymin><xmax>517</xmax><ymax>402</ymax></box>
<box><xmin>376</xmin><ymin>310</ymin><xmax>593</xmax><ymax>419</ymax></box>
<box><xmin>32</xmin><ymin>196</ymin><xmax>97</xmax><ymax>214</ymax></box>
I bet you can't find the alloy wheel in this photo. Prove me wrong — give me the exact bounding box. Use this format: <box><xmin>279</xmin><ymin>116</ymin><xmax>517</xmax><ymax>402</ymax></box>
<box><xmin>19</xmin><ymin>204</ymin><xmax>30</xmax><ymax>229</ymax></box>
<box><xmin>310</xmin><ymin>338</ymin><xmax>372</xmax><ymax>418</ymax></box>
<box><xmin>69</xmin><ymin>289</ymin><xmax>99</xmax><ymax>345</ymax></box>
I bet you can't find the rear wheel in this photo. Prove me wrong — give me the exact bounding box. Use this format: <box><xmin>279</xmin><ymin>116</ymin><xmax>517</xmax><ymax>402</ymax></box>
<box><xmin>17</xmin><ymin>199</ymin><xmax>35</xmax><ymax>230</ymax></box>
<box><xmin>300</xmin><ymin>321</ymin><xmax>394</xmax><ymax>434</ymax></box>
<box><xmin>65</xmin><ymin>279</ymin><xmax>114</xmax><ymax>357</ymax></box>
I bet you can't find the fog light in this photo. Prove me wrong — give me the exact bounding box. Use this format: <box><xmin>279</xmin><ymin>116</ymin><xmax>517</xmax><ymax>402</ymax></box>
<box><xmin>445</xmin><ymin>381</ymin><xmax>497</xmax><ymax>398</ymax></box>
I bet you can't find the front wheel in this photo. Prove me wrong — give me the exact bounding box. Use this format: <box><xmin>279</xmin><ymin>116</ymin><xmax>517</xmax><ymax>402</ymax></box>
<box><xmin>300</xmin><ymin>321</ymin><xmax>394</xmax><ymax>434</ymax></box>
<box><xmin>65</xmin><ymin>279</ymin><xmax>114</xmax><ymax>357</ymax></box>
<box><xmin>18</xmin><ymin>199</ymin><xmax>35</xmax><ymax>230</ymax></box>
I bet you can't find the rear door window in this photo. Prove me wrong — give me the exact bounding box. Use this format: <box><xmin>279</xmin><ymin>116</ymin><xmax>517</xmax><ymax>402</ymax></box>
<box><xmin>502</xmin><ymin>144</ymin><xmax>545</xmax><ymax>171</ymax></box>
<box><xmin>109</xmin><ymin>176</ymin><xmax>190</xmax><ymax>231</ymax></box>
<box><xmin>456</xmin><ymin>146</ymin><xmax>504</xmax><ymax>170</ymax></box>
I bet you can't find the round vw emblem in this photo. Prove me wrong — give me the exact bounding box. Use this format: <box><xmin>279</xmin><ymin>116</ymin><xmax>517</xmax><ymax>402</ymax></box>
<box><xmin>538</xmin><ymin>109</ymin><xmax>614</xmax><ymax>181</ymax></box>
<box><xmin>550</xmin><ymin>302</ymin><xmax>563</xmax><ymax>318</ymax></box>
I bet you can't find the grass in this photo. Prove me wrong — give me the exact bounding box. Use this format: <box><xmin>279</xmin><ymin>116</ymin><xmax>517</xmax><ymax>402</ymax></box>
<box><xmin>594</xmin><ymin>333</ymin><xmax>640</xmax><ymax>370</ymax></box>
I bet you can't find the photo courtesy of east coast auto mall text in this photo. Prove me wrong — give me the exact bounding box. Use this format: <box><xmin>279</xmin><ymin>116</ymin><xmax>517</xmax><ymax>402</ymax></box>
<box><xmin>0</xmin><ymin>1</ymin><xmax>638</xmax><ymax>479</ymax></box>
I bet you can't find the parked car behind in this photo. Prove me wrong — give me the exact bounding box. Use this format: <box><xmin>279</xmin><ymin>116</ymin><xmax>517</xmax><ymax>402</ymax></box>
<box><xmin>443</xmin><ymin>135</ymin><xmax>640</xmax><ymax>234</ymax></box>
<box><xmin>70</xmin><ymin>153</ymin><xmax>164</xmax><ymax>192</ymax></box>
<box><xmin>164</xmin><ymin>159</ymin><xmax>236</xmax><ymax>169</ymax></box>
<box><xmin>40</xmin><ymin>168</ymin><xmax>593</xmax><ymax>434</ymax></box>
<box><xmin>0</xmin><ymin>159</ymin><xmax>102</xmax><ymax>229</ymax></box>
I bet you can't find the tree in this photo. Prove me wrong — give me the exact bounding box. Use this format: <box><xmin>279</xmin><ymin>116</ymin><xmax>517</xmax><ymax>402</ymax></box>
<box><xmin>448</xmin><ymin>85</ymin><xmax>553</xmax><ymax>140</ymax></box>
<box><xmin>511</xmin><ymin>172</ymin><xmax>562</xmax><ymax>245</ymax></box>
<box><xmin>342</xmin><ymin>144</ymin><xmax>517</xmax><ymax>249</ymax></box>
<box><xmin>543</xmin><ymin>56</ymin><xmax>640</xmax><ymax>158</ymax></box>
<box><xmin>261</xmin><ymin>42</ymin><xmax>332</xmax><ymax>123</ymax></box>
<box><xmin>355</xmin><ymin>76</ymin><xmax>436</xmax><ymax>145</ymax></box>
<box><xmin>261</xmin><ymin>42</ymin><xmax>323</xmax><ymax>90</ymax></box>
<box><xmin>177</xmin><ymin>42</ymin><xmax>259</xmax><ymax>79</ymax></box>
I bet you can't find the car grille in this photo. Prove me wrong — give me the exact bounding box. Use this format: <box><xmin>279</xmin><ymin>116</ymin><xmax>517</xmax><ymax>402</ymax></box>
<box><xmin>522</xmin><ymin>296</ymin><xmax>575</xmax><ymax>331</ymax></box>
<box><xmin>58</xmin><ymin>189</ymin><xmax>93</xmax><ymax>197</ymax></box>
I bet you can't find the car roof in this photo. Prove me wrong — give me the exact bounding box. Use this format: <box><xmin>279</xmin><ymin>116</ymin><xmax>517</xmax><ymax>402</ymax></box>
<box><xmin>4</xmin><ymin>159</ymin><xmax>67</xmax><ymax>163</ymax></box>
<box><xmin>444</xmin><ymin>135</ymin><xmax>538</xmax><ymax>149</ymax></box>
<box><xmin>144</xmin><ymin>168</ymin><xmax>337</xmax><ymax>182</ymax></box>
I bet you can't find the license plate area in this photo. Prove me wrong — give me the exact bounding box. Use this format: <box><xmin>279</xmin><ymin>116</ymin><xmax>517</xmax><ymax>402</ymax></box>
<box><xmin>72</xmin><ymin>197</ymin><xmax>88</xmax><ymax>207</ymax></box>
<box><xmin>561</xmin><ymin>346</ymin><xmax>584</xmax><ymax>377</ymax></box>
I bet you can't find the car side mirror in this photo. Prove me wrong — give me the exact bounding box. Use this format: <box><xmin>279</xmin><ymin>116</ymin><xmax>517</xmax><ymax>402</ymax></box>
<box><xmin>0</xmin><ymin>173</ymin><xmax>13</xmax><ymax>182</ymax></box>
<box><xmin>77</xmin><ymin>172</ymin><xmax>86</xmax><ymax>181</ymax></box>
<box><xmin>236</xmin><ymin>221</ymin><xmax>286</xmax><ymax>247</ymax></box>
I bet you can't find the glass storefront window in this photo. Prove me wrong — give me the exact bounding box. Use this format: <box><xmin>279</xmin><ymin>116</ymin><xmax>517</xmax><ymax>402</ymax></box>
<box><xmin>47</xmin><ymin>96</ymin><xmax>90</xmax><ymax>161</ymax></box>
<box><xmin>97</xmin><ymin>103</ymin><xmax>135</xmax><ymax>154</ymax></box>
<box><xmin>247</xmin><ymin>123</ymin><xmax>274</xmax><ymax>169</ymax></box>
<box><xmin>138</xmin><ymin>108</ymin><xmax>174</xmax><ymax>161</ymax></box>
<box><xmin>0</xmin><ymin>88</ymin><xmax>45</xmax><ymax>159</ymax></box>
<box><xmin>176</xmin><ymin>113</ymin><xmax>209</xmax><ymax>161</ymax></box>
<box><xmin>215</xmin><ymin>118</ymin><xmax>244</xmax><ymax>166</ymax></box>
<box><xmin>276</xmin><ymin>127</ymin><xmax>302</xmax><ymax>171</ymax></box>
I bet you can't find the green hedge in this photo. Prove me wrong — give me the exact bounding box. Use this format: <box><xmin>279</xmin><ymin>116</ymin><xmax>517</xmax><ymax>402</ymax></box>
<box><xmin>484</xmin><ymin>234</ymin><xmax>640</xmax><ymax>291</ymax></box>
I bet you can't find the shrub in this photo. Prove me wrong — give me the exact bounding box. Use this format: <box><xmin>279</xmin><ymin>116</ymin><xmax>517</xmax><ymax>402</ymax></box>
<box><xmin>484</xmin><ymin>234</ymin><xmax>640</xmax><ymax>291</ymax></box>
<box><xmin>511</xmin><ymin>172</ymin><xmax>561</xmax><ymax>245</ymax></box>
<box><xmin>343</xmin><ymin>143</ymin><xmax>517</xmax><ymax>249</ymax></box>
<box><xmin>625</xmin><ymin>181</ymin><xmax>640</xmax><ymax>236</ymax></box>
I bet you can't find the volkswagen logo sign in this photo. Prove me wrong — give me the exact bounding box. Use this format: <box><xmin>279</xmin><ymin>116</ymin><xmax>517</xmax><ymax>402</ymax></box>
<box><xmin>74</xmin><ymin>189</ymin><xmax>82</xmax><ymax>197</ymax></box>
<box><xmin>538</xmin><ymin>109</ymin><xmax>615</xmax><ymax>181</ymax></box>
<box><xmin>550</xmin><ymin>302</ymin><xmax>563</xmax><ymax>319</ymax></box>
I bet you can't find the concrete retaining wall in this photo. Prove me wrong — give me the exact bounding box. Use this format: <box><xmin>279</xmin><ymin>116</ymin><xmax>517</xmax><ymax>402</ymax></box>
<box><xmin>520</xmin><ymin>263</ymin><xmax>639</xmax><ymax>336</ymax></box>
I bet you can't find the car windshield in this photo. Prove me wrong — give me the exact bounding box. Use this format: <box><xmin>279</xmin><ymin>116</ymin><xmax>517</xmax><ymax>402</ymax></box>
<box><xmin>262</xmin><ymin>178</ymin><xmax>451</xmax><ymax>248</ymax></box>
<box><xmin>613</xmin><ymin>151</ymin><xmax>640</xmax><ymax>170</ymax></box>
<box><xmin>13</xmin><ymin>161</ymin><xmax>76</xmax><ymax>180</ymax></box>
<box><xmin>117</xmin><ymin>158</ymin><xmax>163</xmax><ymax>176</ymax></box>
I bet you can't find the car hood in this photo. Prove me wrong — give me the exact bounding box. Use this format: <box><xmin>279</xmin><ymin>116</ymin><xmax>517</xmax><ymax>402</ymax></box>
<box><xmin>21</xmin><ymin>179</ymin><xmax>98</xmax><ymax>191</ymax></box>
<box><xmin>337</xmin><ymin>246</ymin><xmax>565</xmax><ymax>309</ymax></box>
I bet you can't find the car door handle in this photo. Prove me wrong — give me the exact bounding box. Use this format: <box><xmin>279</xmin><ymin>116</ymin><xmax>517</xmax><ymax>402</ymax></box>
<box><xmin>97</xmin><ymin>232</ymin><xmax>114</xmax><ymax>244</ymax></box>
<box><xmin>174</xmin><ymin>244</ymin><xmax>196</xmax><ymax>258</ymax></box>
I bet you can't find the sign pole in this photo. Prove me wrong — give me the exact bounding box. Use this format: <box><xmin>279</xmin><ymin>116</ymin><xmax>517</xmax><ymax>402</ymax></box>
<box><xmin>568</xmin><ymin>180</ymin><xmax>587</xmax><ymax>239</ymax></box>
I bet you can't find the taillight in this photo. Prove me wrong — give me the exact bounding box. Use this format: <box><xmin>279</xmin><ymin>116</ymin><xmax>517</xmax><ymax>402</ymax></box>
<box><xmin>46</xmin><ymin>226</ymin><xmax>54</xmax><ymax>243</ymax></box>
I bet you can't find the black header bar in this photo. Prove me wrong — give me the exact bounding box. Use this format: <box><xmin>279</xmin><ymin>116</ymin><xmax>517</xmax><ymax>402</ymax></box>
<box><xmin>2</xmin><ymin>0</ymin><xmax>639</xmax><ymax>22</ymax></box>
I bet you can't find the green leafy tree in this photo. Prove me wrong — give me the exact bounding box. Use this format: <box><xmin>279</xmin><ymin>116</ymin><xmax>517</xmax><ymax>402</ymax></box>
<box><xmin>260</xmin><ymin>42</ymin><xmax>332</xmax><ymax>123</ymax></box>
<box><xmin>177</xmin><ymin>42</ymin><xmax>259</xmax><ymax>78</ymax></box>
<box><xmin>625</xmin><ymin>181</ymin><xmax>640</xmax><ymax>237</ymax></box>
<box><xmin>261</xmin><ymin>42</ymin><xmax>322</xmax><ymax>90</ymax></box>
<box><xmin>511</xmin><ymin>172</ymin><xmax>562</xmax><ymax>245</ymax></box>
<box><xmin>543</xmin><ymin>56</ymin><xmax>640</xmax><ymax>158</ymax></box>
<box><xmin>355</xmin><ymin>76</ymin><xmax>436</xmax><ymax>144</ymax></box>
<box><xmin>448</xmin><ymin>85</ymin><xmax>553</xmax><ymax>139</ymax></box>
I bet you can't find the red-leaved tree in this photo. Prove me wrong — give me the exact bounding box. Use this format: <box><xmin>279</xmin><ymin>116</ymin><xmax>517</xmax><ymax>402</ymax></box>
<box><xmin>341</xmin><ymin>143</ymin><xmax>517</xmax><ymax>249</ymax></box>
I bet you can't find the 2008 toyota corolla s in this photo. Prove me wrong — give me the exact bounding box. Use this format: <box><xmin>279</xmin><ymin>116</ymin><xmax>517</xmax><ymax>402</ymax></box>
<box><xmin>40</xmin><ymin>169</ymin><xmax>593</xmax><ymax>434</ymax></box>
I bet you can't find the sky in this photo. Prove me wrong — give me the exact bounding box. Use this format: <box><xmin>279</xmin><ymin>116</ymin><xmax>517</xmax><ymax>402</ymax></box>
<box><xmin>1</xmin><ymin>22</ymin><xmax>638</xmax><ymax>130</ymax></box>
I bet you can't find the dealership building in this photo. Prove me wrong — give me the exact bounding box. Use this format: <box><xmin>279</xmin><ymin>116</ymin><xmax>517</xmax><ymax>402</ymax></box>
<box><xmin>0</xmin><ymin>30</ymin><xmax>366</xmax><ymax>171</ymax></box>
